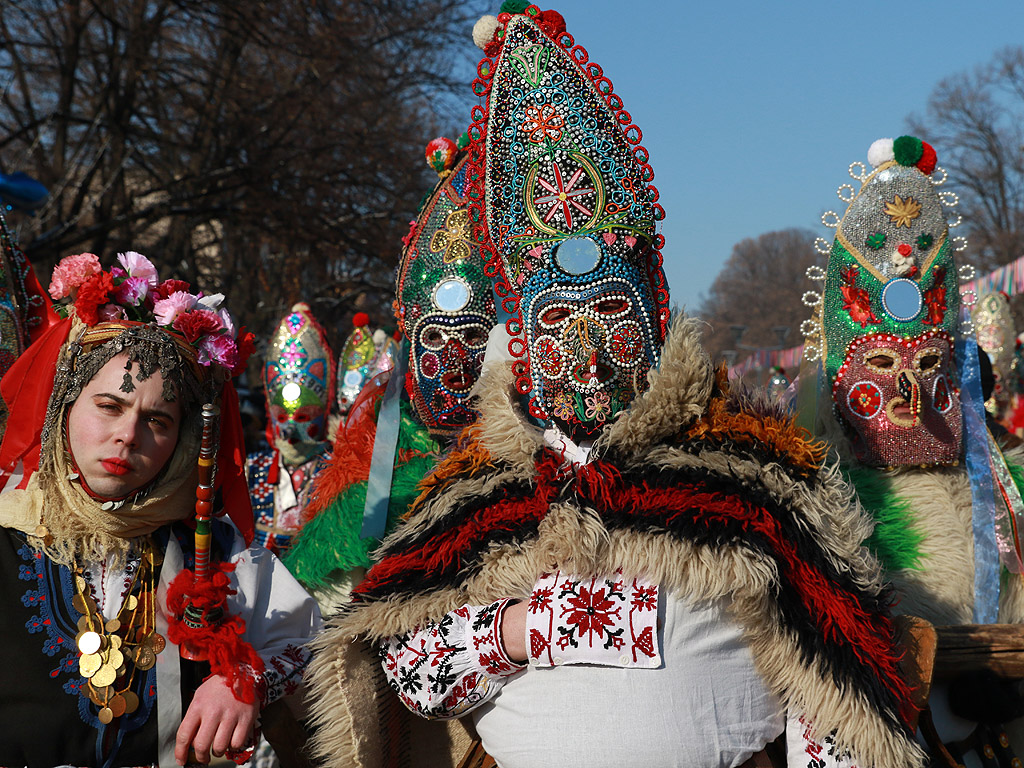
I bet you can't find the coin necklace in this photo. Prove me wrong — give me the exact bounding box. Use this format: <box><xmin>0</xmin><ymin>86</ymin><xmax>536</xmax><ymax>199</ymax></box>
<box><xmin>73</xmin><ymin>540</ymin><xmax>167</xmax><ymax>724</ymax></box>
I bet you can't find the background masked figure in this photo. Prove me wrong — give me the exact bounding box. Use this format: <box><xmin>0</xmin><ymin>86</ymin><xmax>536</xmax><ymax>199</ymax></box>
<box><xmin>801</xmin><ymin>136</ymin><xmax>1024</xmax><ymax>765</ymax></box>
<box><xmin>247</xmin><ymin>302</ymin><xmax>336</xmax><ymax>557</ymax></box>
<box><xmin>0</xmin><ymin>251</ymin><xmax>319</xmax><ymax>766</ymax></box>
<box><xmin>305</xmin><ymin>7</ymin><xmax>924</xmax><ymax>768</ymax></box>
<box><xmin>335</xmin><ymin>312</ymin><xmax>398</xmax><ymax>417</ymax></box>
<box><xmin>284</xmin><ymin>135</ymin><xmax>496</xmax><ymax>612</ymax></box>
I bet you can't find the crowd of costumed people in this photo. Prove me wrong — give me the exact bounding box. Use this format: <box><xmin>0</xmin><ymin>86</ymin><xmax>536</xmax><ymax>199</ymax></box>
<box><xmin>3</xmin><ymin>3</ymin><xmax>1024</xmax><ymax>768</ymax></box>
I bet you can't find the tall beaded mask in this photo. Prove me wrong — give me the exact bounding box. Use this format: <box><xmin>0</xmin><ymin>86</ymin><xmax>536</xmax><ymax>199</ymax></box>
<box><xmin>469</xmin><ymin>4</ymin><xmax>669</xmax><ymax>443</ymax></box>
<box><xmin>972</xmin><ymin>291</ymin><xmax>1017</xmax><ymax>417</ymax></box>
<box><xmin>396</xmin><ymin>137</ymin><xmax>496</xmax><ymax>438</ymax></box>
<box><xmin>802</xmin><ymin>136</ymin><xmax>972</xmax><ymax>467</ymax></box>
<box><xmin>265</xmin><ymin>302</ymin><xmax>335</xmax><ymax>452</ymax></box>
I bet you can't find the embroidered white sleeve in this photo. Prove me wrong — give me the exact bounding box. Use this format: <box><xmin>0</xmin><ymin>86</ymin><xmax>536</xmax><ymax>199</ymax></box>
<box><xmin>380</xmin><ymin>598</ymin><xmax>525</xmax><ymax>719</ymax></box>
<box><xmin>786</xmin><ymin>713</ymin><xmax>857</xmax><ymax>768</ymax></box>
<box><xmin>525</xmin><ymin>570</ymin><xmax>661</xmax><ymax>668</ymax></box>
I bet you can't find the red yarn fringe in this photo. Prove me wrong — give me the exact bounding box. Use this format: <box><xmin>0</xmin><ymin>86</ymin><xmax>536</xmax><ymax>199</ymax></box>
<box><xmin>166</xmin><ymin>562</ymin><xmax>266</xmax><ymax>705</ymax></box>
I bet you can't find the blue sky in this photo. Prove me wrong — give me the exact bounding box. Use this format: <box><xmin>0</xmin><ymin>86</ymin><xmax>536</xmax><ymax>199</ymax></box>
<box><xmin>465</xmin><ymin>0</ymin><xmax>1023</xmax><ymax>314</ymax></box>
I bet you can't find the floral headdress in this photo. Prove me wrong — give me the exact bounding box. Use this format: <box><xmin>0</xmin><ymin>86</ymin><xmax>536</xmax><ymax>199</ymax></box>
<box><xmin>48</xmin><ymin>250</ymin><xmax>253</xmax><ymax>378</ymax></box>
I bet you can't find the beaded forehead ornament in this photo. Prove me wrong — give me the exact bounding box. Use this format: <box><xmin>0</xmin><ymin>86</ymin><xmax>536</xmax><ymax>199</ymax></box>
<box><xmin>468</xmin><ymin>3</ymin><xmax>668</xmax><ymax>442</ymax></box>
<box><xmin>265</xmin><ymin>302</ymin><xmax>336</xmax><ymax>446</ymax></box>
<box><xmin>802</xmin><ymin>136</ymin><xmax>975</xmax><ymax>467</ymax></box>
<box><xmin>395</xmin><ymin>137</ymin><xmax>496</xmax><ymax>438</ymax></box>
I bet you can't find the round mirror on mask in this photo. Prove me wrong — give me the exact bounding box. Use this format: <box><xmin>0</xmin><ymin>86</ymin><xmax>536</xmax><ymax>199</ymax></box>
<box><xmin>434</xmin><ymin>279</ymin><xmax>471</xmax><ymax>312</ymax></box>
<box><xmin>554</xmin><ymin>237</ymin><xmax>601</xmax><ymax>276</ymax></box>
<box><xmin>882</xmin><ymin>278</ymin><xmax>923</xmax><ymax>322</ymax></box>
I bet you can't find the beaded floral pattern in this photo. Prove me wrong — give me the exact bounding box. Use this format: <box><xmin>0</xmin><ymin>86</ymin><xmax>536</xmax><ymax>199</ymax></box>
<box><xmin>396</xmin><ymin>149</ymin><xmax>496</xmax><ymax>438</ymax></box>
<box><xmin>467</xmin><ymin>6</ymin><xmax>668</xmax><ymax>441</ymax></box>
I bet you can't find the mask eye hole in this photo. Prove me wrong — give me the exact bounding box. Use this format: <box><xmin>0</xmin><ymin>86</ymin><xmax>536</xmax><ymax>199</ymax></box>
<box><xmin>462</xmin><ymin>327</ymin><xmax>488</xmax><ymax>347</ymax></box>
<box><xmin>865</xmin><ymin>351</ymin><xmax>899</xmax><ymax>371</ymax></box>
<box><xmin>541</xmin><ymin>307</ymin><xmax>571</xmax><ymax>325</ymax></box>
<box><xmin>421</xmin><ymin>327</ymin><xmax>446</xmax><ymax>350</ymax></box>
<box><xmin>917</xmin><ymin>351</ymin><xmax>942</xmax><ymax>373</ymax></box>
<box><xmin>595</xmin><ymin>298</ymin><xmax>628</xmax><ymax>315</ymax></box>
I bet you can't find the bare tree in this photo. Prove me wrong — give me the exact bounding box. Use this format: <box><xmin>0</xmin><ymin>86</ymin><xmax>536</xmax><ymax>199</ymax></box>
<box><xmin>909</xmin><ymin>46</ymin><xmax>1024</xmax><ymax>274</ymax></box>
<box><xmin>696</xmin><ymin>228</ymin><xmax>822</xmax><ymax>365</ymax></box>
<box><xmin>0</xmin><ymin>0</ymin><xmax>484</xmax><ymax>345</ymax></box>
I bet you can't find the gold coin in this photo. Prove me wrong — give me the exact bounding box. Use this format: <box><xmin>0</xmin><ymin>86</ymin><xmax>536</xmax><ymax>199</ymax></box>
<box><xmin>108</xmin><ymin>635</ymin><xmax>122</xmax><ymax>650</ymax></box>
<box><xmin>92</xmin><ymin>664</ymin><xmax>116</xmax><ymax>688</ymax></box>
<box><xmin>125</xmin><ymin>594</ymin><xmax>139</xmax><ymax>612</ymax></box>
<box><xmin>135</xmin><ymin>646</ymin><xmax>156</xmax><ymax>671</ymax></box>
<box><xmin>108</xmin><ymin>693</ymin><xmax>127</xmax><ymax>718</ymax></box>
<box><xmin>105</xmin><ymin>618</ymin><xmax>121</xmax><ymax>633</ymax></box>
<box><xmin>98</xmin><ymin>706</ymin><xmax>114</xmax><ymax>725</ymax></box>
<box><xmin>79</xmin><ymin>652</ymin><xmax>102</xmax><ymax>678</ymax></box>
<box><xmin>72</xmin><ymin>594</ymin><xmax>89</xmax><ymax>613</ymax></box>
<box><xmin>78</xmin><ymin>631</ymin><xmax>102</xmax><ymax>655</ymax></box>
<box><xmin>34</xmin><ymin>524</ymin><xmax>49</xmax><ymax>539</ymax></box>
<box><xmin>106</xmin><ymin>648</ymin><xmax>124</xmax><ymax>670</ymax></box>
<box><xmin>76</xmin><ymin>615</ymin><xmax>93</xmax><ymax>633</ymax></box>
<box><xmin>122</xmin><ymin>689</ymin><xmax>139</xmax><ymax>714</ymax></box>
<box><xmin>146</xmin><ymin>632</ymin><xmax>166</xmax><ymax>654</ymax></box>
<box><xmin>74</xmin><ymin>574</ymin><xmax>88</xmax><ymax>592</ymax></box>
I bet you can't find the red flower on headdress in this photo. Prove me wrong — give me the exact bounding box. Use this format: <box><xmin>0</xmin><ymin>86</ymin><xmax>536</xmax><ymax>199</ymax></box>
<box><xmin>923</xmin><ymin>267</ymin><xmax>947</xmax><ymax>326</ymax></box>
<box><xmin>173</xmin><ymin>309</ymin><xmax>223</xmax><ymax>343</ymax></box>
<box><xmin>74</xmin><ymin>271</ymin><xmax>115</xmax><ymax>325</ymax></box>
<box><xmin>153</xmin><ymin>278</ymin><xmax>192</xmax><ymax>301</ymax></box>
<box><xmin>840</xmin><ymin>266</ymin><xmax>880</xmax><ymax>328</ymax></box>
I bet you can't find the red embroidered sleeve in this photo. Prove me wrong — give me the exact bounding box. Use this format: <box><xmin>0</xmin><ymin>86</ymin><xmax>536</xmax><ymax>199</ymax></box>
<box><xmin>380</xmin><ymin>598</ymin><xmax>526</xmax><ymax>719</ymax></box>
<box><xmin>786</xmin><ymin>713</ymin><xmax>857</xmax><ymax>768</ymax></box>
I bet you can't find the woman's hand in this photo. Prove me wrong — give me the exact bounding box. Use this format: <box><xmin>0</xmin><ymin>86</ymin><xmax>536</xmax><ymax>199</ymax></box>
<box><xmin>175</xmin><ymin>674</ymin><xmax>259</xmax><ymax>765</ymax></box>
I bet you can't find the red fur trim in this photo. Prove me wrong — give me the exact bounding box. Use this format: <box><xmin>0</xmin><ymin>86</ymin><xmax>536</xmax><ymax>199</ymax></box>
<box><xmin>166</xmin><ymin>563</ymin><xmax>266</xmax><ymax>704</ymax></box>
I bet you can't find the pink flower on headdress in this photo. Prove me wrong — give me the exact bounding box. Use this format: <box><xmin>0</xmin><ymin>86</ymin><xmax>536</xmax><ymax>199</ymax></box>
<box><xmin>198</xmin><ymin>333</ymin><xmax>238</xmax><ymax>368</ymax></box>
<box><xmin>173</xmin><ymin>309</ymin><xmax>223</xmax><ymax>343</ymax></box>
<box><xmin>98</xmin><ymin>303</ymin><xmax>127</xmax><ymax>322</ymax></box>
<box><xmin>218</xmin><ymin>308</ymin><xmax>236</xmax><ymax>338</ymax></box>
<box><xmin>583</xmin><ymin>391</ymin><xmax>611</xmax><ymax>423</ymax></box>
<box><xmin>114</xmin><ymin>275</ymin><xmax>151</xmax><ymax>306</ymax></box>
<box><xmin>116</xmin><ymin>251</ymin><xmax>158</xmax><ymax>286</ymax></box>
<box><xmin>153</xmin><ymin>291</ymin><xmax>198</xmax><ymax>326</ymax></box>
<box><xmin>49</xmin><ymin>253</ymin><xmax>101</xmax><ymax>300</ymax></box>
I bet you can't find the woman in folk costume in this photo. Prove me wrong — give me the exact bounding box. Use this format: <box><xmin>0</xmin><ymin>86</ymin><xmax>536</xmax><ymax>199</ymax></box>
<box><xmin>247</xmin><ymin>302</ymin><xmax>338</xmax><ymax>557</ymax></box>
<box><xmin>284</xmin><ymin>135</ymin><xmax>497</xmax><ymax>611</ymax></box>
<box><xmin>305</xmin><ymin>5</ymin><xmax>924</xmax><ymax>768</ymax></box>
<box><xmin>0</xmin><ymin>251</ymin><xmax>320</xmax><ymax>766</ymax></box>
<box><xmin>800</xmin><ymin>137</ymin><xmax>1024</xmax><ymax>767</ymax></box>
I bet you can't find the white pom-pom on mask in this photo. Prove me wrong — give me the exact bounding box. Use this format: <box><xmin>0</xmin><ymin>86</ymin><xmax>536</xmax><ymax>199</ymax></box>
<box><xmin>473</xmin><ymin>15</ymin><xmax>499</xmax><ymax>50</ymax></box>
<box><xmin>867</xmin><ymin>138</ymin><xmax>895</xmax><ymax>168</ymax></box>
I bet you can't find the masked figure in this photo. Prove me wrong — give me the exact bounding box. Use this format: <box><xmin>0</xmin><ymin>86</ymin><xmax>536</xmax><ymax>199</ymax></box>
<box><xmin>973</xmin><ymin>291</ymin><xmax>1018</xmax><ymax>424</ymax></box>
<box><xmin>247</xmin><ymin>302</ymin><xmax>336</xmax><ymax>556</ymax></box>
<box><xmin>284</xmin><ymin>136</ymin><xmax>497</xmax><ymax>612</ymax></box>
<box><xmin>306</xmin><ymin>8</ymin><xmax>923</xmax><ymax>768</ymax></box>
<box><xmin>803</xmin><ymin>137</ymin><xmax>1024</xmax><ymax>765</ymax></box>
<box><xmin>336</xmin><ymin>313</ymin><xmax>397</xmax><ymax>416</ymax></box>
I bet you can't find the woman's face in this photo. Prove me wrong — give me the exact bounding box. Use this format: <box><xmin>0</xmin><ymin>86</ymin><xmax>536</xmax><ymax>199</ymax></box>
<box><xmin>67</xmin><ymin>354</ymin><xmax>182</xmax><ymax>499</ymax></box>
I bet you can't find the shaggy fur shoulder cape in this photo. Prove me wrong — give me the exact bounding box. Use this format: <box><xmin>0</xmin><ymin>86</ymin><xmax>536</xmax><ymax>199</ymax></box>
<box><xmin>308</xmin><ymin>318</ymin><xmax>925</xmax><ymax>768</ymax></box>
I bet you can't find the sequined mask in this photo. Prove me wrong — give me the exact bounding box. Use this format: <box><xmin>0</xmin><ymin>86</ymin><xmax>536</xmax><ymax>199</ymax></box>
<box><xmin>470</xmin><ymin>8</ymin><xmax>669</xmax><ymax>443</ymax></box>
<box><xmin>973</xmin><ymin>292</ymin><xmax>1016</xmax><ymax>415</ymax></box>
<box><xmin>397</xmin><ymin>148</ymin><xmax>496</xmax><ymax>438</ymax></box>
<box><xmin>264</xmin><ymin>303</ymin><xmax>335</xmax><ymax>451</ymax></box>
<box><xmin>803</xmin><ymin>137</ymin><xmax>967</xmax><ymax>467</ymax></box>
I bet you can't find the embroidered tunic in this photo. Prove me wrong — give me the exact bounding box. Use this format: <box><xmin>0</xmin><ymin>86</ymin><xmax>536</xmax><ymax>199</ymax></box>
<box><xmin>247</xmin><ymin>448</ymin><xmax>328</xmax><ymax>557</ymax></box>
<box><xmin>0</xmin><ymin>518</ymin><xmax>320</xmax><ymax>767</ymax></box>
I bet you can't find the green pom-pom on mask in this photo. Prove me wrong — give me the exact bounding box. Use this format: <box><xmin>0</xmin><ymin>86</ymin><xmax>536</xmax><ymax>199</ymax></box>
<box><xmin>893</xmin><ymin>135</ymin><xmax>924</xmax><ymax>167</ymax></box>
<box><xmin>500</xmin><ymin>0</ymin><xmax>530</xmax><ymax>14</ymax></box>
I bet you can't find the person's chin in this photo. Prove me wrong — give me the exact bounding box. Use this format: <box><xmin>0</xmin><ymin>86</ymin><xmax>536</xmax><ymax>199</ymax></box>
<box><xmin>85</xmin><ymin>473</ymin><xmax>140</xmax><ymax>501</ymax></box>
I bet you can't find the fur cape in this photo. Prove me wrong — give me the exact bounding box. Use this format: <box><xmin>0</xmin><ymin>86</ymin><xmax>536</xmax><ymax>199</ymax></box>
<box><xmin>307</xmin><ymin>317</ymin><xmax>926</xmax><ymax>768</ymax></box>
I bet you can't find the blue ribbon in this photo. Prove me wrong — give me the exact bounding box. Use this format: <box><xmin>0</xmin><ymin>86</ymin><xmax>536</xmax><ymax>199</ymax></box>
<box><xmin>360</xmin><ymin>342</ymin><xmax>409</xmax><ymax>540</ymax></box>
<box><xmin>959</xmin><ymin>336</ymin><xmax>1001</xmax><ymax>623</ymax></box>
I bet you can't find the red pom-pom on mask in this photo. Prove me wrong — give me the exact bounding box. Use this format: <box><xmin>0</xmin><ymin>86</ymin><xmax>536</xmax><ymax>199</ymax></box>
<box><xmin>917</xmin><ymin>142</ymin><xmax>937</xmax><ymax>175</ymax></box>
<box><xmin>352</xmin><ymin>311</ymin><xmax>370</xmax><ymax>328</ymax></box>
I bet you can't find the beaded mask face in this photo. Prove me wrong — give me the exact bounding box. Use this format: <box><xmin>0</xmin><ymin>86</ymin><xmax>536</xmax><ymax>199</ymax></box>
<box><xmin>803</xmin><ymin>137</ymin><xmax>967</xmax><ymax>467</ymax></box>
<box><xmin>471</xmin><ymin>6</ymin><xmax>668</xmax><ymax>443</ymax></box>
<box><xmin>265</xmin><ymin>303</ymin><xmax>335</xmax><ymax>450</ymax></box>
<box><xmin>396</xmin><ymin>143</ymin><xmax>496</xmax><ymax>438</ymax></box>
